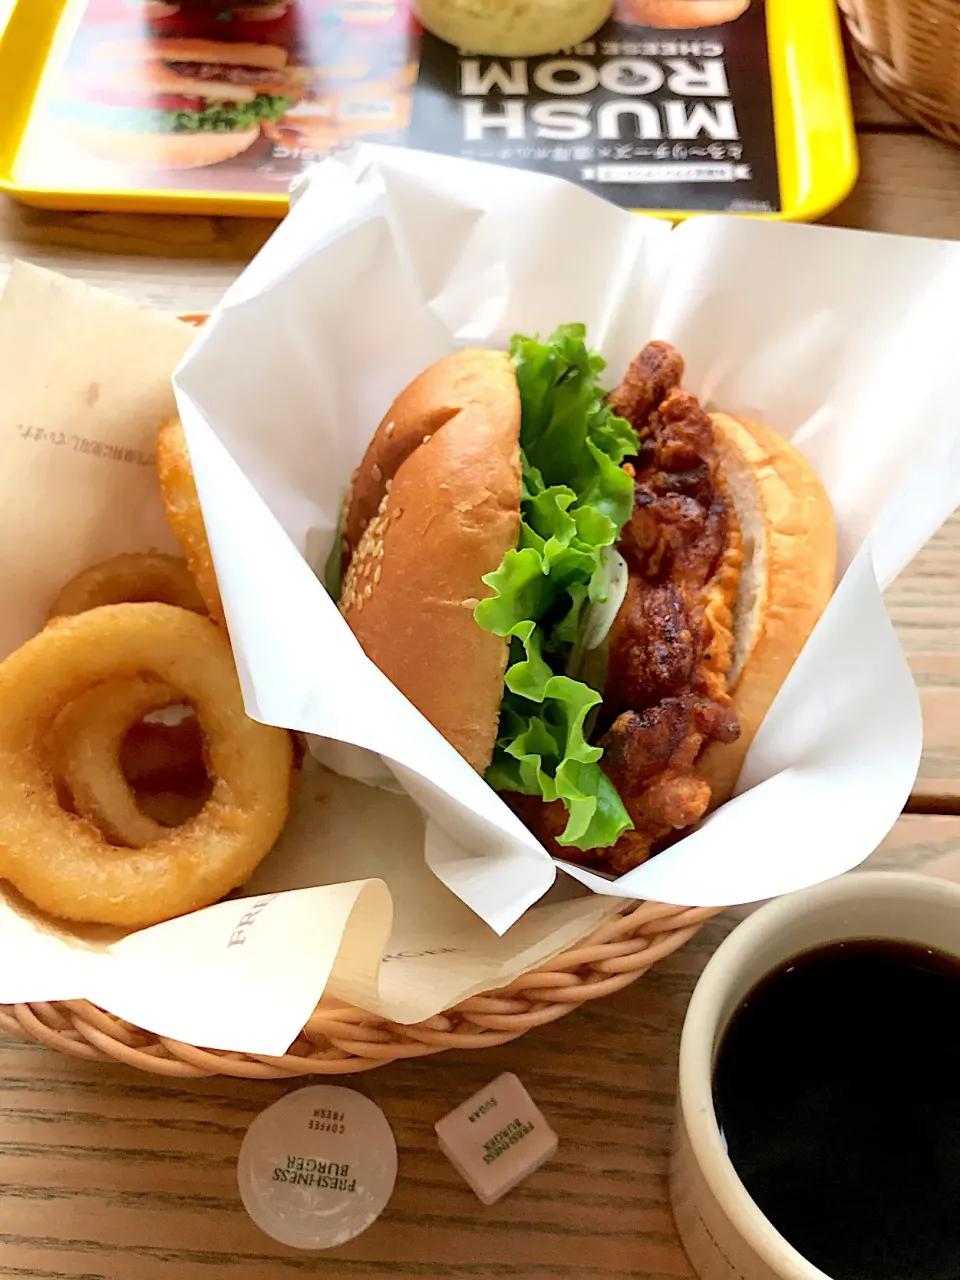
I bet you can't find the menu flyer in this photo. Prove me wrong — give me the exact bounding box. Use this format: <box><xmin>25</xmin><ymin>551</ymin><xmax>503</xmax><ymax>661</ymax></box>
<box><xmin>26</xmin><ymin>0</ymin><xmax>780</xmax><ymax>214</ymax></box>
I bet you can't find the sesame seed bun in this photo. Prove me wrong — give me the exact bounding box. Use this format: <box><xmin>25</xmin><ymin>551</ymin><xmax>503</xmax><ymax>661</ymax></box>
<box><xmin>339</xmin><ymin>351</ymin><xmax>522</xmax><ymax>774</ymax></box>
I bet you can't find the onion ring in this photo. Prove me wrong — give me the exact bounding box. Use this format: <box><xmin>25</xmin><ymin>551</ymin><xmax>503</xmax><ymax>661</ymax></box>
<box><xmin>0</xmin><ymin>603</ymin><xmax>292</xmax><ymax>926</ymax></box>
<box><xmin>121</xmin><ymin>714</ymin><xmax>205</xmax><ymax>789</ymax></box>
<box><xmin>48</xmin><ymin>552</ymin><xmax>207</xmax><ymax>619</ymax></box>
<box><xmin>137</xmin><ymin>781</ymin><xmax>210</xmax><ymax>829</ymax></box>
<box><xmin>50</xmin><ymin>677</ymin><xmax>206</xmax><ymax>849</ymax></box>
<box><xmin>157</xmin><ymin>417</ymin><xmax>225</xmax><ymax>627</ymax></box>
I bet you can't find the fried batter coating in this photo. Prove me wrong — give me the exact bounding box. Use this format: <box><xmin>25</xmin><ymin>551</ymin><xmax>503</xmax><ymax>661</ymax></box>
<box><xmin>510</xmin><ymin>343</ymin><xmax>743</xmax><ymax>873</ymax></box>
<box><xmin>0</xmin><ymin>604</ymin><xmax>291</xmax><ymax>926</ymax></box>
<box><xmin>157</xmin><ymin>418</ymin><xmax>225</xmax><ymax>627</ymax></box>
<box><xmin>48</xmin><ymin>552</ymin><xmax>206</xmax><ymax>620</ymax></box>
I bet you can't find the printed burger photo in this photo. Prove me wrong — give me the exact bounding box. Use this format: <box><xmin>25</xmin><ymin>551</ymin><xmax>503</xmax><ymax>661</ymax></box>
<box><xmin>56</xmin><ymin>33</ymin><xmax>302</xmax><ymax>169</ymax></box>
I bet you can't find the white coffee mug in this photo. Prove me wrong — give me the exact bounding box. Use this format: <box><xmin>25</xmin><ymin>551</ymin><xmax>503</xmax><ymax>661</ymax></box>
<box><xmin>670</xmin><ymin>870</ymin><xmax>960</xmax><ymax>1280</ymax></box>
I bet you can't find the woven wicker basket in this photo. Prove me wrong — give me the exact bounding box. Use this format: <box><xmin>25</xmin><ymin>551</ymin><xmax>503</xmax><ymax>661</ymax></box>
<box><xmin>0</xmin><ymin>311</ymin><xmax>719</xmax><ymax>1078</ymax></box>
<box><xmin>839</xmin><ymin>0</ymin><xmax>960</xmax><ymax>145</ymax></box>
<box><xmin>0</xmin><ymin>902</ymin><xmax>720</xmax><ymax>1078</ymax></box>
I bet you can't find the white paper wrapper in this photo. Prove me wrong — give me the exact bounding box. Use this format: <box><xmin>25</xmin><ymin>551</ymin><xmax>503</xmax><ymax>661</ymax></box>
<box><xmin>175</xmin><ymin>145</ymin><xmax>941</xmax><ymax>930</ymax></box>
<box><xmin>0</xmin><ymin>260</ymin><xmax>621</xmax><ymax>1054</ymax></box>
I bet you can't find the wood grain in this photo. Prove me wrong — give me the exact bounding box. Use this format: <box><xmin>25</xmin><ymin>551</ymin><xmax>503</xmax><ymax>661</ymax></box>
<box><xmin>823</xmin><ymin>129</ymin><xmax>960</xmax><ymax>239</ymax></box>
<box><xmin>846</xmin><ymin>39</ymin><xmax>913</xmax><ymax>129</ymax></box>
<box><xmin>831</xmin><ymin>34</ymin><xmax>960</xmax><ymax>811</ymax></box>
<box><xmin>0</xmin><ymin>816</ymin><xmax>954</xmax><ymax>1280</ymax></box>
<box><xmin>0</xmin><ymin>200</ymin><xmax>274</xmax><ymax>312</ymax></box>
<box><xmin>887</xmin><ymin>518</ymin><xmax>960</xmax><ymax>657</ymax></box>
<box><xmin>910</xmin><ymin>656</ymin><xmax>960</xmax><ymax>811</ymax></box>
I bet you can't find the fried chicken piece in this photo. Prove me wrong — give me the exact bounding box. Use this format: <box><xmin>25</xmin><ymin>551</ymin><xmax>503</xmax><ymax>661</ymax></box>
<box><xmin>603</xmin><ymin>700</ymin><xmax>710</xmax><ymax>850</ymax></box>
<box><xmin>595</xmin><ymin>698</ymin><xmax>739</xmax><ymax>871</ymax></box>
<box><xmin>601</xmin><ymin>580</ymin><xmax>695</xmax><ymax>725</ymax></box>
<box><xmin>656</xmin><ymin>388</ymin><xmax>716</xmax><ymax>468</ymax></box>
<box><xmin>605</xmin><ymin>372</ymin><xmax>739</xmax><ymax>726</ymax></box>
<box><xmin>502</xmin><ymin>783</ymin><xmax>688</xmax><ymax>875</ymax></box>
<box><xmin>504</xmin><ymin>342</ymin><xmax>743</xmax><ymax>877</ymax></box>
<box><xmin>507</xmin><ymin>695</ymin><xmax>739</xmax><ymax>876</ymax></box>
<box><xmin>589</xmin><ymin>354</ymin><xmax>743</xmax><ymax>871</ymax></box>
<box><xmin>601</xmin><ymin>698</ymin><xmax>738</xmax><ymax>792</ymax></box>
<box><xmin>504</xmin><ymin>792</ymin><xmax>573</xmax><ymax>860</ymax></box>
<box><xmin>608</xmin><ymin>340</ymin><xmax>685</xmax><ymax>429</ymax></box>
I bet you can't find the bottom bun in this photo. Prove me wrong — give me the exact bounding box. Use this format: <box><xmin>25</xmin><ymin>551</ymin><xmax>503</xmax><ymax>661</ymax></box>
<box><xmin>621</xmin><ymin>0</ymin><xmax>750</xmax><ymax>27</ymax></box>
<box><xmin>699</xmin><ymin>413</ymin><xmax>837</xmax><ymax>806</ymax></box>
<box><xmin>62</xmin><ymin>121</ymin><xmax>262</xmax><ymax>170</ymax></box>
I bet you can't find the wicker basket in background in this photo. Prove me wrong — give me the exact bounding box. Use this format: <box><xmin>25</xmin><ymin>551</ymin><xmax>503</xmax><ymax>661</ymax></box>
<box><xmin>839</xmin><ymin>0</ymin><xmax>960</xmax><ymax>144</ymax></box>
<box><xmin>0</xmin><ymin>311</ymin><xmax>721</xmax><ymax>1080</ymax></box>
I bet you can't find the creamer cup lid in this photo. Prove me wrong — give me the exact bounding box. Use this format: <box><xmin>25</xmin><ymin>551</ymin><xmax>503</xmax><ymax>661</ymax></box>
<box><xmin>237</xmin><ymin>1085</ymin><xmax>397</xmax><ymax>1250</ymax></box>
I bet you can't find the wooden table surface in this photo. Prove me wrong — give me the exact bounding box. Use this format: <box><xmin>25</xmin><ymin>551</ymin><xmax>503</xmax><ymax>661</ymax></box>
<box><xmin>1</xmin><ymin>45</ymin><xmax>960</xmax><ymax>1280</ymax></box>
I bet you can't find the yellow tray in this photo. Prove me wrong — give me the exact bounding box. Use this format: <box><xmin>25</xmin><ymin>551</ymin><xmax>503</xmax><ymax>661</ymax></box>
<box><xmin>0</xmin><ymin>0</ymin><xmax>856</xmax><ymax>222</ymax></box>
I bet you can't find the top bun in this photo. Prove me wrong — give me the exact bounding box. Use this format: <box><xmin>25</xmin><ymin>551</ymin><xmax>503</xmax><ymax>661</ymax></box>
<box><xmin>698</xmin><ymin>412</ymin><xmax>837</xmax><ymax>804</ymax></box>
<box><xmin>340</xmin><ymin>351</ymin><xmax>522</xmax><ymax>773</ymax></box>
<box><xmin>413</xmin><ymin>0</ymin><xmax>613</xmax><ymax>56</ymax></box>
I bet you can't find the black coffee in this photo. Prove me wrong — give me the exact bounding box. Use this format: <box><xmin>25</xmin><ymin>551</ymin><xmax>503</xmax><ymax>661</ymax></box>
<box><xmin>713</xmin><ymin>939</ymin><xmax>960</xmax><ymax>1280</ymax></box>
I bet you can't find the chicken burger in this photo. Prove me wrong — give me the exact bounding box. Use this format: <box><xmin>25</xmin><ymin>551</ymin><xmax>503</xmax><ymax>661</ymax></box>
<box><xmin>336</xmin><ymin>329</ymin><xmax>836</xmax><ymax>873</ymax></box>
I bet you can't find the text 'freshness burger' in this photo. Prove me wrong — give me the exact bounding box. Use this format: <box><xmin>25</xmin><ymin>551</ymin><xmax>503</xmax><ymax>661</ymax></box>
<box><xmin>61</xmin><ymin>37</ymin><xmax>301</xmax><ymax>169</ymax></box>
<box><xmin>334</xmin><ymin>330</ymin><xmax>837</xmax><ymax>874</ymax></box>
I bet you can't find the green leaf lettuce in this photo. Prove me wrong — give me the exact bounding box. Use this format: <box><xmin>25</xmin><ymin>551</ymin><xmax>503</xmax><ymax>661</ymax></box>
<box><xmin>58</xmin><ymin>95</ymin><xmax>292</xmax><ymax>135</ymax></box>
<box><xmin>475</xmin><ymin>325</ymin><xmax>639</xmax><ymax>852</ymax></box>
